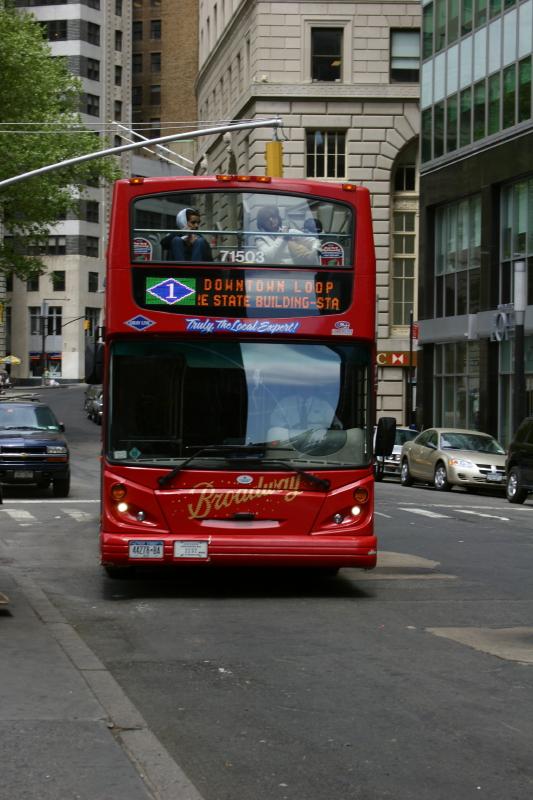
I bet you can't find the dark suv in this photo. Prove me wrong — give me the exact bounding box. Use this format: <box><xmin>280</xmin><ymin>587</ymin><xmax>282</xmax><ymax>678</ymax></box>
<box><xmin>505</xmin><ymin>416</ymin><xmax>533</xmax><ymax>503</ymax></box>
<box><xmin>0</xmin><ymin>396</ymin><xmax>70</xmax><ymax>497</ymax></box>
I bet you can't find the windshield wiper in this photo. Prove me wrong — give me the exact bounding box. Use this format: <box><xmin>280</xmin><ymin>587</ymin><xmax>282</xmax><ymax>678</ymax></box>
<box><xmin>157</xmin><ymin>444</ymin><xmax>267</xmax><ymax>488</ymax></box>
<box><xmin>157</xmin><ymin>444</ymin><xmax>330</xmax><ymax>491</ymax></box>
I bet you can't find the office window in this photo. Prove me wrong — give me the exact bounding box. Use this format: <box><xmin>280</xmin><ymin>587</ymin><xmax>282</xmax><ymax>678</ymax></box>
<box><xmin>88</xmin><ymin>271</ymin><xmax>99</xmax><ymax>292</ymax></box>
<box><xmin>422</xmin><ymin>108</ymin><xmax>432</xmax><ymax>161</ymax></box>
<box><xmin>475</xmin><ymin>0</ymin><xmax>487</xmax><ymax>28</ymax></box>
<box><xmin>434</xmin><ymin>101</ymin><xmax>445</xmax><ymax>157</ymax></box>
<box><xmin>503</xmin><ymin>64</ymin><xmax>516</xmax><ymax>128</ymax></box>
<box><xmin>27</xmin><ymin>275</ymin><xmax>39</xmax><ymax>292</ymax></box>
<box><xmin>133</xmin><ymin>20</ymin><xmax>143</xmax><ymax>40</ymax></box>
<box><xmin>462</xmin><ymin>0</ymin><xmax>473</xmax><ymax>35</ymax></box>
<box><xmin>435</xmin><ymin>196</ymin><xmax>481</xmax><ymax>318</ymax></box>
<box><xmin>84</xmin><ymin>94</ymin><xmax>100</xmax><ymax>116</ymax></box>
<box><xmin>311</xmin><ymin>28</ymin><xmax>342</xmax><ymax>81</ymax></box>
<box><xmin>115</xmin><ymin>0</ymin><xmax>122</xmax><ymax>14</ymax></box>
<box><xmin>114</xmin><ymin>100</ymin><xmax>122</xmax><ymax>120</ymax></box>
<box><xmin>436</xmin><ymin>0</ymin><xmax>446</xmax><ymax>50</ymax></box>
<box><xmin>434</xmin><ymin>342</ymin><xmax>480</xmax><ymax>429</ymax></box>
<box><xmin>115</xmin><ymin>30</ymin><xmax>122</xmax><ymax>50</ymax></box>
<box><xmin>46</xmin><ymin>236</ymin><xmax>66</xmax><ymax>255</ymax></box>
<box><xmin>5</xmin><ymin>273</ymin><xmax>13</xmax><ymax>293</ymax></box>
<box><xmin>150</xmin><ymin>84</ymin><xmax>161</xmax><ymax>105</ymax></box>
<box><xmin>500</xmin><ymin>178</ymin><xmax>533</xmax><ymax>307</ymax></box>
<box><xmin>488</xmin><ymin>73</ymin><xmax>501</xmax><ymax>133</ymax></box>
<box><xmin>87</xmin><ymin>58</ymin><xmax>100</xmax><ymax>81</ymax></box>
<box><xmin>305</xmin><ymin>130</ymin><xmax>346</xmax><ymax>178</ymax></box>
<box><xmin>150</xmin><ymin>52</ymin><xmax>161</xmax><ymax>72</ymax></box>
<box><xmin>448</xmin><ymin>0</ymin><xmax>459</xmax><ymax>44</ymax></box>
<box><xmin>86</xmin><ymin>238</ymin><xmax>99</xmax><ymax>258</ymax></box>
<box><xmin>394</xmin><ymin>163</ymin><xmax>416</xmax><ymax>192</ymax></box>
<box><xmin>87</xmin><ymin>22</ymin><xmax>100</xmax><ymax>45</ymax></box>
<box><xmin>47</xmin><ymin>306</ymin><xmax>62</xmax><ymax>336</ymax></box>
<box><xmin>446</xmin><ymin>94</ymin><xmax>458</xmax><ymax>152</ymax></box>
<box><xmin>133</xmin><ymin>53</ymin><xmax>143</xmax><ymax>73</ymax></box>
<box><xmin>391</xmin><ymin>212</ymin><xmax>416</xmax><ymax>325</ymax></box>
<box><xmin>150</xmin><ymin>118</ymin><xmax>161</xmax><ymax>138</ymax></box>
<box><xmin>51</xmin><ymin>270</ymin><xmax>66</xmax><ymax>292</ymax></box>
<box><xmin>43</xmin><ymin>20</ymin><xmax>67</xmax><ymax>41</ymax></box>
<box><xmin>518</xmin><ymin>57</ymin><xmax>532</xmax><ymax>123</ymax></box>
<box><xmin>150</xmin><ymin>19</ymin><xmax>161</xmax><ymax>39</ymax></box>
<box><xmin>115</xmin><ymin>65</ymin><xmax>122</xmax><ymax>86</ymax></box>
<box><xmin>460</xmin><ymin>87</ymin><xmax>472</xmax><ymax>146</ymax></box>
<box><xmin>29</xmin><ymin>307</ymin><xmax>41</xmax><ymax>334</ymax></box>
<box><xmin>423</xmin><ymin>3</ymin><xmax>434</xmax><ymax>59</ymax></box>
<box><xmin>473</xmin><ymin>80</ymin><xmax>486</xmax><ymax>140</ymax></box>
<box><xmin>390</xmin><ymin>30</ymin><xmax>420</xmax><ymax>82</ymax></box>
<box><xmin>85</xmin><ymin>201</ymin><xmax>99</xmax><ymax>223</ymax></box>
<box><xmin>132</xmin><ymin>85</ymin><xmax>143</xmax><ymax>106</ymax></box>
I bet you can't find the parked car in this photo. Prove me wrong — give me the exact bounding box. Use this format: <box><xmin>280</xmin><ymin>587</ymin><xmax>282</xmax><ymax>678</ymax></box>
<box><xmin>505</xmin><ymin>416</ymin><xmax>533</xmax><ymax>503</ymax></box>
<box><xmin>0</xmin><ymin>395</ymin><xmax>70</xmax><ymax>496</ymax></box>
<box><xmin>374</xmin><ymin>426</ymin><xmax>419</xmax><ymax>480</ymax></box>
<box><xmin>400</xmin><ymin>427</ymin><xmax>506</xmax><ymax>492</ymax></box>
<box><xmin>84</xmin><ymin>384</ymin><xmax>103</xmax><ymax>423</ymax></box>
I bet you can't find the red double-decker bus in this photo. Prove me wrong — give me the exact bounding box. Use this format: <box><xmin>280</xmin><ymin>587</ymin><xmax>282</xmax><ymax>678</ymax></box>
<box><xmin>97</xmin><ymin>174</ymin><xmax>393</xmax><ymax>576</ymax></box>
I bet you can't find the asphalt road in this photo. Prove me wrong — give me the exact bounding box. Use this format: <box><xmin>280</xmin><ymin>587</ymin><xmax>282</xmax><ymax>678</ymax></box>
<box><xmin>2</xmin><ymin>385</ymin><xmax>533</xmax><ymax>800</ymax></box>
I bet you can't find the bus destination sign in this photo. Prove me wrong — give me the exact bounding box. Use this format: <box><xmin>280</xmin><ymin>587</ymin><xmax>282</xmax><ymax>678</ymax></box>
<box><xmin>135</xmin><ymin>269</ymin><xmax>352</xmax><ymax>318</ymax></box>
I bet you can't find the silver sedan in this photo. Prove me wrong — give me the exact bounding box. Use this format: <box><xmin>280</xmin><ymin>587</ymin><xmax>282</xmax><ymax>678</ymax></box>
<box><xmin>400</xmin><ymin>427</ymin><xmax>506</xmax><ymax>492</ymax></box>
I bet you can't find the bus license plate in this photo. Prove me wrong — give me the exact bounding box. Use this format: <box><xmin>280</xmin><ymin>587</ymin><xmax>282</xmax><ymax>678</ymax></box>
<box><xmin>129</xmin><ymin>540</ymin><xmax>164</xmax><ymax>559</ymax></box>
<box><xmin>174</xmin><ymin>541</ymin><xmax>208</xmax><ymax>559</ymax></box>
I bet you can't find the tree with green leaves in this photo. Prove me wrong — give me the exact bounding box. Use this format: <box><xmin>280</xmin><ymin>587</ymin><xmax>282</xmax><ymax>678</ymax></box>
<box><xmin>0</xmin><ymin>3</ymin><xmax>121</xmax><ymax>279</ymax></box>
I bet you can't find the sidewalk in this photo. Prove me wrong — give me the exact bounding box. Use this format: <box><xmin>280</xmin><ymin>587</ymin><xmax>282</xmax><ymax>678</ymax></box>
<box><xmin>0</xmin><ymin>567</ymin><xmax>204</xmax><ymax>800</ymax></box>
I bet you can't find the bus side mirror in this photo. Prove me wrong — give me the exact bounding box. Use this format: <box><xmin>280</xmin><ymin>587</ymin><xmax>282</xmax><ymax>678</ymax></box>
<box><xmin>374</xmin><ymin>417</ymin><xmax>396</xmax><ymax>458</ymax></box>
<box><xmin>85</xmin><ymin>340</ymin><xmax>104</xmax><ymax>384</ymax></box>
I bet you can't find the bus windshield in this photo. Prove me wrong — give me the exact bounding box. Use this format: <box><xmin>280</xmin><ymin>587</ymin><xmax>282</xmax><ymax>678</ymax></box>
<box><xmin>108</xmin><ymin>340</ymin><xmax>371</xmax><ymax>468</ymax></box>
<box><xmin>131</xmin><ymin>190</ymin><xmax>354</xmax><ymax>268</ymax></box>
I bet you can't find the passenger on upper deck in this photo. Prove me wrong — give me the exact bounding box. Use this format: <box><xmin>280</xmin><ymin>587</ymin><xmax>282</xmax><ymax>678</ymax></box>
<box><xmin>255</xmin><ymin>206</ymin><xmax>320</xmax><ymax>265</ymax></box>
<box><xmin>162</xmin><ymin>208</ymin><xmax>213</xmax><ymax>262</ymax></box>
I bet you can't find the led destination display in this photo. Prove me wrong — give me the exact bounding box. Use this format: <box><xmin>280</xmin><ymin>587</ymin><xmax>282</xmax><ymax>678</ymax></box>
<box><xmin>133</xmin><ymin>268</ymin><xmax>352</xmax><ymax>318</ymax></box>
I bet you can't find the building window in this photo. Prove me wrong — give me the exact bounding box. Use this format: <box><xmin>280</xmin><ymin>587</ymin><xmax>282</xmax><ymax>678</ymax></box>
<box><xmin>88</xmin><ymin>271</ymin><xmax>99</xmax><ymax>292</ymax></box>
<box><xmin>43</xmin><ymin>20</ymin><xmax>67</xmax><ymax>41</ymax></box>
<box><xmin>84</xmin><ymin>94</ymin><xmax>100</xmax><ymax>116</ymax></box>
<box><xmin>87</xmin><ymin>22</ymin><xmax>100</xmax><ymax>45</ymax></box>
<box><xmin>150</xmin><ymin>118</ymin><xmax>161</xmax><ymax>138</ymax></box>
<box><xmin>27</xmin><ymin>275</ymin><xmax>39</xmax><ymax>292</ymax></box>
<box><xmin>114</xmin><ymin>100</ymin><xmax>122</xmax><ymax>120</ymax></box>
<box><xmin>115</xmin><ymin>0</ymin><xmax>122</xmax><ymax>14</ymax></box>
<box><xmin>29</xmin><ymin>306</ymin><xmax>41</xmax><ymax>335</ymax></box>
<box><xmin>435</xmin><ymin>195</ymin><xmax>481</xmax><ymax>318</ymax></box>
<box><xmin>500</xmin><ymin>178</ymin><xmax>533</xmax><ymax>308</ymax></box>
<box><xmin>434</xmin><ymin>342</ymin><xmax>480</xmax><ymax>428</ymax></box>
<box><xmin>391</xmin><ymin>212</ymin><xmax>416</xmax><ymax>325</ymax></box>
<box><xmin>115</xmin><ymin>30</ymin><xmax>123</xmax><ymax>50</ymax></box>
<box><xmin>150</xmin><ymin>52</ymin><xmax>161</xmax><ymax>72</ymax></box>
<box><xmin>305</xmin><ymin>130</ymin><xmax>346</xmax><ymax>178</ymax></box>
<box><xmin>132</xmin><ymin>85</ymin><xmax>143</xmax><ymax>106</ymax></box>
<box><xmin>133</xmin><ymin>20</ymin><xmax>143</xmax><ymax>40</ymax></box>
<box><xmin>133</xmin><ymin>53</ymin><xmax>143</xmax><ymax>74</ymax></box>
<box><xmin>85</xmin><ymin>201</ymin><xmax>99</xmax><ymax>223</ymax></box>
<box><xmin>390</xmin><ymin>30</ymin><xmax>420</xmax><ymax>82</ymax></box>
<box><xmin>86</xmin><ymin>238</ymin><xmax>99</xmax><ymax>258</ymax></box>
<box><xmin>115</xmin><ymin>65</ymin><xmax>122</xmax><ymax>86</ymax></box>
<box><xmin>51</xmin><ymin>270</ymin><xmax>66</xmax><ymax>292</ymax></box>
<box><xmin>150</xmin><ymin>19</ymin><xmax>161</xmax><ymax>39</ymax></box>
<box><xmin>87</xmin><ymin>58</ymin><xmax>100</xmax><ymax>81</ymax></box>
<box><xmin>5</xmin><ymin>273</ymin><xmax>13</xmax><ymax>293</ymax></box>
<box><xmin>47</xmin><ymin>306</ymin><xmax>62</xmax><ymax>336</ymax></box>
<box><xmin>311</xmin><ymin>28</ymin><xmax>342</xmax><ymax>81</ymax></box>
<box><xmin>46</xmin><ymin>236</ymin><xmax>66</xmax><ymax>255</ymax></box>
<box><xmin>150</xmin><ymin>84</ymin><xmax>161</xmax><ymax>105</ymax></box>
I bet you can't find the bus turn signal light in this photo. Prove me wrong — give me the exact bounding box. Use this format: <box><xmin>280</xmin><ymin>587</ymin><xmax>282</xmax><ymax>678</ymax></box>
<box><xmin>353</xmin><ymin>487</ymin><xmax>369</xmax><ymax>504</ymax></box>
<box><xmin>129</xmin><ymin>177</ymin><xmax>145</xmax><ymax>184</ymax></box>
<box><xmin>216</xmin><ymin>174</ymin><xmax>272</xmax><ymax>183</ymax></box>
<box><xmin>111</xmin><ymin>483</ymin><xmax>127</xmax><ymax>501</ymax></box>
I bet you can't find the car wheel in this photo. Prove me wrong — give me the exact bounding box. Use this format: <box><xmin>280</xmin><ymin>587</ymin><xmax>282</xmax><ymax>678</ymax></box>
<box><xmin>434</xmin><ymin>462</ymin><xmax>452</xmax><ymax>491</ymax></box>
<box><xmin>400</xmin><ymin>458</ymin><xmax>414</xmax><ymax>486</ymax></box>
<box><xmin>506</xmin><ymin>467</ymin><xmax>528</xmax><ymax>504</ymax></box>
<box><xmin>52</xmin><ymin>474</ymin><xmax>70</xmax><ymax>498</ymax></box>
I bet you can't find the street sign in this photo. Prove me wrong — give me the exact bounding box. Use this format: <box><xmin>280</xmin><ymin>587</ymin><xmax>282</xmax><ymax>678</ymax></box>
<box><xmin>377</xmin><ymin>351</ymin><xmax>417</xmax><ymax>367</ymax></box>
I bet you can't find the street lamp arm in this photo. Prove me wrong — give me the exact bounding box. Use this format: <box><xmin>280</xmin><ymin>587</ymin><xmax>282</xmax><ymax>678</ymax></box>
<box><xmin>61</xmin><ymin>315</ymin><xmax>86</xmax><ymax>329</ymax></box>
<box><xmin>0</xmin><ymin>118</ymin><xmax>283</xmax><ymax>190</ymax></box>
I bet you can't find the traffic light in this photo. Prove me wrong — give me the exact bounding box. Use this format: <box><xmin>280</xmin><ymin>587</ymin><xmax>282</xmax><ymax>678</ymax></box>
<box><xmin>83</xmin><ymin>319</ymin><xmax>91</xmax><ymax>331</ymax></box>
<box><xmin>265</xmin><ymin>140</ymin><xmax>283</xmax><ymax>177</ymax></box>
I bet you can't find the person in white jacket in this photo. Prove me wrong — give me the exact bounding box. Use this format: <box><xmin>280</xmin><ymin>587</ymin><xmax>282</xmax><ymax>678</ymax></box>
<box><xmin>255</xmin><ymin>206</ymin><xmax>320</xmax><ymax>265</ymax></box>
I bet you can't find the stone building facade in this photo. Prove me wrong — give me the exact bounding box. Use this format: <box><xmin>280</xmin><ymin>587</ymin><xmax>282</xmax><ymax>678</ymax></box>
<box><xmin>196</xmin><ymin>0</ymin><xmax>421</xmax><ymax>423</ymax></box>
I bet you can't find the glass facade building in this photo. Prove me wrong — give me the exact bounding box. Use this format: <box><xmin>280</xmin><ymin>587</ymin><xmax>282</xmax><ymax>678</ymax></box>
<box><xmin>419</xmin><ymin>0</ymin><xmax>533</xmax><ymax>444</ymax></box>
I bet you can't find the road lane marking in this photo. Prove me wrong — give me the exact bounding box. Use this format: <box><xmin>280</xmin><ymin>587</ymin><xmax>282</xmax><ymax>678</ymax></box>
<box><xmin>62</xmin><ymin>509</ymin><xmax>94</xmax><ymax>521</ymax></box>
<box><xmin>375</xmin><ymin>511</ymin><xmax>392</xmax><ymax>518</ymax></box>
<box><xmin>1</xmin><ymin>508</ymin><xmax>39</xmax><ymax>524</ymax></box>
<box><xmin>456</xmin><ymin>509</ymin><xmax>510</xmax><ymax>521</ymax></box>
<box><xmin>427</xmin><ymin>627</ymin><xmax>533</xmax><ymax>664</ymax></box>
<box><xmin>399</xmin><ymin>507</ymin><xmax>451</xmax><ymax>518</ymax></box>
